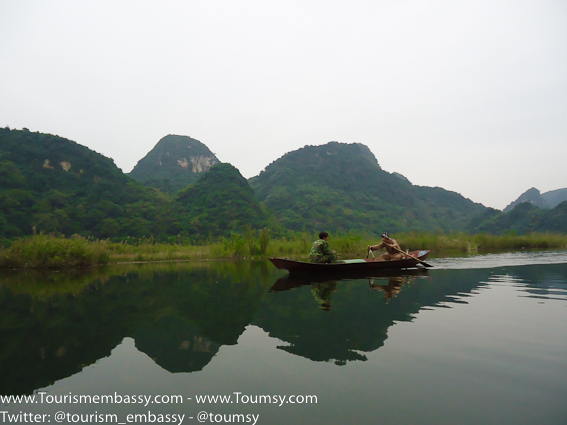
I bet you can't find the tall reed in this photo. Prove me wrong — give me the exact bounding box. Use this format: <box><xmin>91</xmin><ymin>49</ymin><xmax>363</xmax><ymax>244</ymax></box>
<box><xmin>0</xmin><ymin>234</ymin><xmax>109</xmax><ymax>269</ymax></box>
<box><xmin>2</xmin><ymin>231</ymin><xmax>566</xmax><ymax>269</ymax></box>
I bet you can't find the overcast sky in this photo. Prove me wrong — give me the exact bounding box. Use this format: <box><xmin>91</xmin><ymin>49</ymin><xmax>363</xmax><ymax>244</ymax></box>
<box><xmin>1</xmin><ymin>0</ymin><xmax>566</xmax><ymax>210</ymax></box>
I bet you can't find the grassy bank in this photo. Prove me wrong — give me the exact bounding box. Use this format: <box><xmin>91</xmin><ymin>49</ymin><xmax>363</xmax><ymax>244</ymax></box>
<box><xmin>394</xmin><ymin>231</ymin><xmax>567</xmax><ymax>252</ymax></box>
<box><xmin>0</xmin><ymin>234</ymin><xmax>110</xmax><ymax>269</ymax></box>
<box><xmin>263</xmin><ymin>231</ymin><xmax>567</xmax><ymax>260</ymax></box>
<box><xmin>2</xmin><ymin>231</ymin><xmax>567</xmax><ymax>269</ymax></box>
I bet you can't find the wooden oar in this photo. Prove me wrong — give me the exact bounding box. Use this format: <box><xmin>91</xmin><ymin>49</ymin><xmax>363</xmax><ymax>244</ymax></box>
<box><xmin>387</xmin><ymin>243</ymin><xmax>433</xmax><ymax>268</ymax></box>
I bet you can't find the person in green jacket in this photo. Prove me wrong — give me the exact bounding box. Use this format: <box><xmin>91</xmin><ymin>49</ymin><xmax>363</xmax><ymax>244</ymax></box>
<box><xmin>309</xmin><ymin>231</ymin><xmax>337</xmax><ymax>263</ymax></box>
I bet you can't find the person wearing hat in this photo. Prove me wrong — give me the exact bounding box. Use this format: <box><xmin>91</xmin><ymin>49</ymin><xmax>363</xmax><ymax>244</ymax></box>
<box><xmin>367</xmin><ymin>232</ymin><xmax>405</xmax><ymax>261</ymax></box>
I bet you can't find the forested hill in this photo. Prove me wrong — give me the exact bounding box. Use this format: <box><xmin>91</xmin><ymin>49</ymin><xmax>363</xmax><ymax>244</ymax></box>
<box><xmin>129</xmin><ymin>135</ymin><xmax>220</xmax><ymax>194</ymax></box>
<box><xmin>0</xmin><ymin>128</ymin><xmax>177</xmax><ymax>239</ymax></box>
<box><xmin>249</xmin><ymin>142</ymin><xmax>487</xmax><ymax>233</ymax></box>
<box><xmin>176</xmin><ymin>163</ymin><xmax>272</xmax><ymax>237</ymax></box>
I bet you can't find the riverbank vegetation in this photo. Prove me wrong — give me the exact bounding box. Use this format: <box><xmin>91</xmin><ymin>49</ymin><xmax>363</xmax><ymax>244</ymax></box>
<box><xmin>1</xmin><ymin>230</ymin><xmax>567</xmax><ymax>269</ymax></box>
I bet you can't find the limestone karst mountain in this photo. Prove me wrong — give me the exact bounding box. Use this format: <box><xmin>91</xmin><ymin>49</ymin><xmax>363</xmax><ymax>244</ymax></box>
<box><xmin>129</xmin><ymin>135</ymin><xmax>220</xmax><ymax>194</ymax></box>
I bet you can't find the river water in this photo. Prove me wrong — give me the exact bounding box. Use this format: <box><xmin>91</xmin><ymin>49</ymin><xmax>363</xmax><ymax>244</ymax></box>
<box><xmin>1</xmin><ymin>250</ymin><xmax>567</xmax><ymax>425</ymax></box>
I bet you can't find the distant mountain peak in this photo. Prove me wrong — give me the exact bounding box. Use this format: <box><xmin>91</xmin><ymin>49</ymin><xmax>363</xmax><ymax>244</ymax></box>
<box><xmin>541</xmin><ymin>188</ymin><xmax>567</xmax><ymax>208</ymax></box>
<box><xmin>392</xmin><ymin>172</ymin><xmax>411</xmax><ymax>184</ymax></box>
<box><xmin>129</xmin><ymin>135</ymin><xmax>220</xmax><ymax>194</ymax></box>
<box><xmin>503</xmin><ymin>187</ymin><xmax>563</xmax><ymax>213</ymax></box>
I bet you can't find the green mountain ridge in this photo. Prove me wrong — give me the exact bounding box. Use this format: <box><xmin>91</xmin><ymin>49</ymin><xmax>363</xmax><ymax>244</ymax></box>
<box><xmin>2</xmin><ymin>127</ymin><xmax>566</xmax><ymax>240</ymax></box>
<box><xmin>504</xmin><ymin>187</ymin><xmax>567</xmax><ymax>212</ymax></box>
<box><xmin>0</xmin><ymin>128</ymin><xmax>177</xmax><ymax>239</ymax></box>
<box><xmin>249</xmin><ymin>142</ymin><xmax>487</xmax><ymax>233</ymax></box>
<box><xmin>470</xmin><ymin>202</ymin><xmax>567</xmax><ymax>235</ymax></box>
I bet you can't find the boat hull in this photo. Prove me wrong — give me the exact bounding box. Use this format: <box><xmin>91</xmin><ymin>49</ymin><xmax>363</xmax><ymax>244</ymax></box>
<box><xmin>269</xmin><ymin>250</ymin><xmax>431</xmax><ymax>275</ymax></box>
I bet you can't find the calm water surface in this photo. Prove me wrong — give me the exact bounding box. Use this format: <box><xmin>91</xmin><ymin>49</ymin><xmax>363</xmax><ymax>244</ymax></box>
<box><xmin>1</xmin><ymin>251</ymin><xmax>567</xmax><ymax>425</ymax></box>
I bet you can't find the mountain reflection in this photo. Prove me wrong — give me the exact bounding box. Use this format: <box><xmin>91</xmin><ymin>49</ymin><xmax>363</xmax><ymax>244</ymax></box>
<box><xmin>133</xmin><ymin>318</ymin><xmax>221</xmax><ymax>373</ymax></box>
<box><xmin>0</xmin><ymin>261</ymin><xmax>273</xmax><ymax>395</ymax></box>
<box><xmin>2</xmin><ymin>259</ymin><xmax>566</xmax><ymax>396</ymax></box>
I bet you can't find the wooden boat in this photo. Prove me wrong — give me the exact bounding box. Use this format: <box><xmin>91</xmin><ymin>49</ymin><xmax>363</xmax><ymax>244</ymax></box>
<box><xmin>269</xmin><ymin>250</ymin><xmax>431</xmax><ymax>275</ymax></box>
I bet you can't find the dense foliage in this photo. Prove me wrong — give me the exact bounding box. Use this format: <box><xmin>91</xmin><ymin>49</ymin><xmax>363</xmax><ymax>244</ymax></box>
<box><xmin>249</xmin><ymin>142</ymin><xmax>486</xmax><ymax>234</ymax></box>
<box><xmin>176</xmin><ymin>163</ymin><xmax>274</xmax><ymax>238</ymax></box>
<box><xmin>129</xmin><ymin>134</ymin><xmax>220</xmax><ymax>194</ymax></box>
<box><xmin>0</xmin><ymin>128</ymin><xmax>178</xmax><ymax>240</ymax></box>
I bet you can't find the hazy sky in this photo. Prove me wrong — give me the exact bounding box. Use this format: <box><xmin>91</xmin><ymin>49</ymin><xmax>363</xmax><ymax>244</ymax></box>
<box><xmin>1</xmin><ymin>0</ymin><xmax>566</xmax><ymax>210</ymax></box>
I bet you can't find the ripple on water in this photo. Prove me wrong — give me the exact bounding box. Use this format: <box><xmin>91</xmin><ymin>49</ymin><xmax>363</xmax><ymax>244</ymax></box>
<box><xmin>472</xmin><ymin>262</ymin><xmax>567</xmax><ymax>302</ymax></box>
<box><xmin>429</xmin><ymin>249</ymin><xmax>567</xmax><ymax>270</ymax></box>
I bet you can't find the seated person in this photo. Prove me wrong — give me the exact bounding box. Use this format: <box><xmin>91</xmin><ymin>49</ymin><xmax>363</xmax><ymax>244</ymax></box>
<box><xmin>309</xmin><ymin>231</ymin><xmax>337</xmax><ymax>263</ymax></box>
<box><xmin>367</xmin><ymin>232</ymin><xmax>406</xmax><ymax>261</ymax></box>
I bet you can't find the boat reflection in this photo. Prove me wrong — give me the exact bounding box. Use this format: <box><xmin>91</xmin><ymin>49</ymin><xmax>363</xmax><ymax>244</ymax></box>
<box><xmin>368</xmin><ymin>274</ymin><xmax>430</xmax><ymax>303</ymax></box>
<box><xmin>252</xmin><ymin>269</ymin><xmax>437</xmax><ymax>364</ymax></box>
<box><xmin>270</xmin><ymin>268</ymin><xmax>429</xmax><ymax>294</ymax></box>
